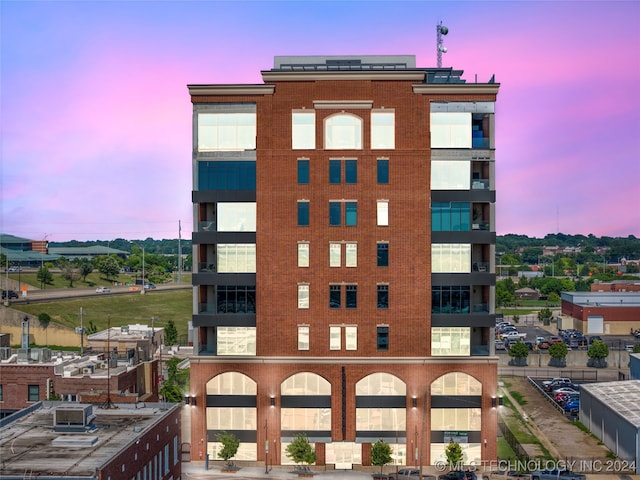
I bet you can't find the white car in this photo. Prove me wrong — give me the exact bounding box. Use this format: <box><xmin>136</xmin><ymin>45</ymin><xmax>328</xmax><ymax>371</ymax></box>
<box><xmin>96</xmin><ymin>287</ymin><xmax>111</xmax><ymax>293</ymax></box>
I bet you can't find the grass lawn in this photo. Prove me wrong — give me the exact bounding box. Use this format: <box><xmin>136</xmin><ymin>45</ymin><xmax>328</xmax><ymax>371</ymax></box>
<box><xmin>13</xmin><ymin>289</ymin><xmax>192</xmax><ymax>339</ymax></box>
<box><xmin>497</xmin><ymin>437</ymin><xmax>518</xmax><ymax>460</ymax></box>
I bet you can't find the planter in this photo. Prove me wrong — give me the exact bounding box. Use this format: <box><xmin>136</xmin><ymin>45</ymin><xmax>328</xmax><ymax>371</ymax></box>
<box><xmin>548</xmin><ymin>357</ymin><xmax>566</xmax><ymax>368</ymax></box>
<box><xmin>508</xmin><ymin>357</ymin><xmax>528</xmax><ymax>367</ymax></box>
<box><xmin>221</xmin><ymin>464</ymin><xmax>240</xmax><ymax>473</ymax></box>
<box><xmin>291</xmin><ymin>468</ymin><xmax>315</xmax><ymax>477</ymax></box>
<box><xmin>587</xmin><ymin>358</ymin><xmax>608</xmax><ymax>368</ymax></box>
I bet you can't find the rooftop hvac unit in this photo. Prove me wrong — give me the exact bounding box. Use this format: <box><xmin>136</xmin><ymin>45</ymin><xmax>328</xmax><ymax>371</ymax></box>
<box><xmin>0</xmin><ymin>347</ymin><xmax>11</xmax><ymax>360</ymax></box>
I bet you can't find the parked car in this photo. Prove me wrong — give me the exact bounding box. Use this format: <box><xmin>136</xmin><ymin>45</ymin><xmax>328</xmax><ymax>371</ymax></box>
<box><xmin>2</xmin><ymin>290</ymin><xmax>19</xmax><ymax>299</ymax></box>
<box><xmin>483</xmin><ymin>471</ymin><xmax>531</xmax><ymax>480</ymax></box>
<box><xmin>495</xmin><ymin>340</ymin><xmax>507</xmax><ymax>351</ymax></box>
<box><xmin>535</xmin><ymin>336</ymin><xmax>550</xmax><ymax>349</ymax></box>
<box><xmin>439</xmin><ymin>471</ymin><xmax>476</xmax><ymax>480</ymax></box>
<box><xmin>95</xmin><ymin>286</ymin><xmax>111</xmax><ymax>293</ymax></box>
<box><xmin>144</xmin><ymin>283</ymin><xmax>156</xmax><ymax>289</ymax></box>
<box><xmin>531</xmin><ymin>470</ymin><xmax>586</xmax><ymax>480</ymax></box>
<box><xmin>6</xmin><ymin>266</ymin><xmax>22</xmax><ymax>272</ymax></box>
<box><xmin>588</xmin><ymin>335</ymin><xmax>602</xmax><ymax>344</ymax></box>
<box><xmin>542</xmin><ymin>377</ymin><xmax>571</xmax><ymax>389</ymax></box>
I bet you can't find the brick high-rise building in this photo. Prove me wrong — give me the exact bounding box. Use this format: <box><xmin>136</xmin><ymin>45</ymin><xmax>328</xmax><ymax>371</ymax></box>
<box><xmin>188</xmin><ymin>55</ymin><xmax>499</xmax><ymax>470</ymax></box>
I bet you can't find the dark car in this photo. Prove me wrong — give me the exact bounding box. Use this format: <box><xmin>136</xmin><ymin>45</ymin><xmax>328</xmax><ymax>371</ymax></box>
<box><xmin>2</xmin><ymin>290</ymin><xmax>19</xmax><ymax>299</ymax></box>
<box><xmin>439</xmin><ymin>471</ymin><xmax>477</xmax><ymax>480</ymax></box>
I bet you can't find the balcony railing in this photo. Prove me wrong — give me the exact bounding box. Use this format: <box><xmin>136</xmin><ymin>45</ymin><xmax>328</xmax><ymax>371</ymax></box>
<box><xmin>471</xmin><ymin>179</ymin><xmax>490</xmax><ymax>190</ymax></box>
<box><xmin>198</xmin><ymin>302</ymin><xmax>256</xmax><ymax>314</ymax></box>
<box><xmin>472</xmin><ymin>261</ymin><xmax>490</xmax><ymax>272</ymax></box>
<box><xmin>198</xmin><ymin>221</ymin><xmax>216</xmax><ymax>232</ymax></box>
<box><xmin>471</xmin><ymin>344</ymin><xmax>490</xmax><ymax>356</ymax></box>
<box><xmin>198</xmin><ymin>262</ymin><xmax>216</xmax><ymax>272</ymax></box>
<box><xmin>471</xmin><ymin>222</ymin><xmax>490</xmax><ymax>231</ymax></box>
<box><xmin>472</xmin><ymin>303</ymin><xmax>490</xmax><ymax>313</ymax></box>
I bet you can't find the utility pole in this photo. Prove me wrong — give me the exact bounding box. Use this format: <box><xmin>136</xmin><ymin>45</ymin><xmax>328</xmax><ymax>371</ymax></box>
<box><xmin>178</xmin><ymin>220</ymin><xmax>182</xmax><ymax>284</ymax></box>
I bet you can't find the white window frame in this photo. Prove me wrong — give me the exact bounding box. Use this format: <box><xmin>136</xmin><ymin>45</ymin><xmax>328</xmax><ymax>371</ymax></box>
<box><xmin>430</xmin><ymin>112</ymin><xmax>471</xmax><ymax>149</ymax></box>
<box><xmin>217</xmin><ymin>203</ymin><xmax>257</xmax><ymax>232</ymax></box>
<box><xmin>377</xmin><ymin>201</ymin><xmax>389</xmax><ymax>226</ymax></box>
<box><xmin>292</xmin><ymin>112</ymin><xmax>316</xmax><ymax>149</ymax></box>
<box><xmin>431</xmin><ymin>160</ymin><xmax>471</xmax><ymax>190</ymax></box>
<box><xmin>371</xmin><ymin>111</ymin><xmax>395</xmax><ymax>149</ymax></box>
<box><xmin>345</xmin><ymin>243</ymin><xmax>357</xmax><ymax>267</ymax></box>
<box><xmin>329</xmin><ymin>326</ymin><xmax>341</xmax><ymax>350</ymax></box>
<box><xmin>329</xmin><ymin>243</ymin><xmax>341</xmax><ymax>268</ymax></box>
<box><xmin>325</xmin><ymin>113</ymin><xmax>362</xmax><ymax>150</ymax></box>
<box><xmin>298</xmin><ymin>326</ymin><xmax>310</xmax><ymax>351</ymax></box>
<box><xmin>198</xmin><ymin>112</ymin><xmax>256</xmax><ymax>151</ymax></box>
<box><xmin>431</xmin><ymin>326</ymin><xmax>471</xmax><ymax>356</ymax></box>
<box><xmin>298</xmin><ymin>284</ymin><xmax>310</xmax><ymax>309</ymax></box>
<box><xmin>345</xmin><ymin>326</ymin><xmax>357</xmax><ymax>351</ymax></box>
<box><xmin>432</xmin><ymin>243</ymin><xmax>471</xmax><ymax>273</ymax></box>
<box><xmin>217</xmin><ymin>244</ymin><xmax>256</xmax><ymax>273</ymax></box>
<box><xmin>298</xmin><ymin>243</ymin><xmax>309</xmax><ymax>268</ymax></box>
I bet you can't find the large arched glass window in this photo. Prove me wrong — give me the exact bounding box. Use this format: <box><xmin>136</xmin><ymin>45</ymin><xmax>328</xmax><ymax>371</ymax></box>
<box><xmin>280</xmin><ymin>373</ymin><xmax>332</xmax><ymax>465</ymax></box>
<box><xmin>206</xmin><ymin>372</ymin><xmax>257</xmax><ymax>461</ymax></box>
<box><xmin>430</xmin><ymin>372</ymin><xmax>482</xmax><ymax>465</ymax></box>
<box><xmin>325</xmin><ymin>114</ymin><xmax>362</xmax><ymax>149</ymax></box>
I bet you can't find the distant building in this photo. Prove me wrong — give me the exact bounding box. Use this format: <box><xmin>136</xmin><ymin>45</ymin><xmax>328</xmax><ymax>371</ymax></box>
<box><xmin>591</xmin><ymin>280</ymin><xmax>640</xmax><ymax>293</ymax></box>
<box><xmin>0</xmin><ymin>401</ymin><xmax>182</xmax><ymax>479</ymax></box>
<box><xmin>561</xmin><ymin>292</ymin><xmax>640</xmax><ymax>334</ymax></box>
<box><xmin>0</xmin><ymin>332</ymin><xmax>160</xmax><ymax>416</ymax></box>
<box><xmin>515</xmin><ymin>287</ymin><xmax>540</xmax><ymax>300</ymax></box>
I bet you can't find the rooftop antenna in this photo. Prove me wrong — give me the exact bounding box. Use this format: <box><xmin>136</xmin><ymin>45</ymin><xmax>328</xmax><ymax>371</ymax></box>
<box><xmin>436</xmin><ymin>21</ymin><xmax>449</xmax><ymax>68</ymax></box>
<box><xmin>100</xmin><ymin>315</ymin><xmax>117</xmax><ymax>409</ymax></box>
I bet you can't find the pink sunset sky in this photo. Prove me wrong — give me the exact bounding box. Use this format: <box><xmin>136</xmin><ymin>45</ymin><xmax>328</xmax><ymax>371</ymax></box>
<box><xmin>1</xmin><ymin>0</ymin><xmax>639</xmax><ymax>242</ymax></box>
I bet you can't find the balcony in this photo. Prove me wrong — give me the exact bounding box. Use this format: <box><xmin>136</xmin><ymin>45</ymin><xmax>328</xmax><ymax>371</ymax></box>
<box><xmin>471</xmin><ymin>222</ymin><xmax>490</xmax><ymax>231</ymax></box>
<box><xmin>199</xmin><ymin>220</ymin><xmax>216</xmax><ymax>232</ymax></box>
<box><xmin>472</xmin><ymin>303</ymin><xmax>490</xmax><ymax>314</ymax></box>
<box><xmin>471</xmin><ymin>344</ymin><xmax>490</xmax><ymax>356</ymax></box>
<box><xmin>472</xmin><ymin>261</ymin><xmax>489</xmax><ymax>272</ymax></box>
<box><xmin>471</xmin><ymin>178</ymin><xmax>489</xmax><ymax>190</ymax></box>
<box><xmin>198</xmin><ymin>302</ymin><xmax>256</xmax><ymax>314</ymax></box>
<box><xmin>198</xmin><ymin>262</ymin><xmax>216</xmax><ymax>273</ymax></box>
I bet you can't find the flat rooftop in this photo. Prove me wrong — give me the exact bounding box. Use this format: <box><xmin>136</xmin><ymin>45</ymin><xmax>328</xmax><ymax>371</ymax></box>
<box><xmin>0</xmin><ymin>402</ymin><xmax>179</xmax><ymax>478</ymax></box>
<box><xmin>581</xmin><ymin>380</ymin><xmax>640</xmax><ymax>428</ymax></box>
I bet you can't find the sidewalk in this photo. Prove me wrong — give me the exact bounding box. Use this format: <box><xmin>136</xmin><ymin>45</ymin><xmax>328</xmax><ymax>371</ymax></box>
<box><xmin>182</xmin><ymin>462</ymin><xmax>379</xmax><ymax>479</ymax></box>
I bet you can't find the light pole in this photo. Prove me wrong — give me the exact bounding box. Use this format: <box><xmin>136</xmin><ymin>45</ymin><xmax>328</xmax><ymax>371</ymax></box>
<box><xmin>40</xmin><ymin>233</ymin><xmax>49</xmax><ymax>289</ymax></box>
<box><xmin>131</xmin><ymin>242</ymin><xmax>145</xmax><ymax>294</ymax></box>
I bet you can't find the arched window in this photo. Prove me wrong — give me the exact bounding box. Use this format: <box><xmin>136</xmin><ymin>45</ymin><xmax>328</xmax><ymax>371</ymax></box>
<box><xmin>206</xmin><ymin>372</ymin><xmax>257</xmax><ymax>461</ymax></box>
<box><xmin>430</xmin><ymin>372</ymin><xmax>482</xmax><ymax>465</ymax></box>
<box><xmin>325</xmin><ymin>113</ymin><xmax>362</xmax><ymax>149</ymax></box>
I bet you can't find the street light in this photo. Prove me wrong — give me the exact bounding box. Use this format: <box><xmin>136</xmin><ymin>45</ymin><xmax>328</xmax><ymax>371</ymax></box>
<box><xmin>131</xmin><ymin>242</ymin><xmax>145</xmax><ymax>294</ymax></box>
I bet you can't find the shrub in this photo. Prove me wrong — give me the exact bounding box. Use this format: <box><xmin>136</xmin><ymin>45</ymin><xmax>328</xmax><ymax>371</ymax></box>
<box><xmin>370</xmin><ymin>439</ymin><xmax>392</xmax><ymax>477</ymax></box>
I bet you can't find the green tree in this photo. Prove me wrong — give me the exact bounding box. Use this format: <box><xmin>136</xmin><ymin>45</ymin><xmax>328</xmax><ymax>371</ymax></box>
<box><xmin>370</xmin><ymin>440</ymin><xmax>392</xmax><ymax>477</ymax></box>
<box><xmin>445</xmin><ymin>439</ymin><xmax>464</xmax><ymax>467</ymax></box>
<box><xmin>164</xmin><ymin>319</ymin><xmax>178</xmax><ymax>346</ymax></box>
<box><xmin>37</xmin><ymin>265</ymin><xmax>53</xmax><ymax>288</ymax></box>
<box><xmin>59</xmin><ymin>258</ymin><xmax>81</xmax><ymax>287</ymax></box>
<box><xmin>95</xmin><ymin>255</ymin><xmax>120</xmax><ymax>280</ymax></box>
<box><xmin>538</xmin><ymin>307</ymin><xmax>553</xmax><ymax>326</ymax></box>
<box><xmin>587</xmin><ymin>339</ymin><xmax>609</xmax><ymax>368</ymax></box>
<box><xmin>547</xmin><ymin>292</ymin><xmax>560</xmax><ymax>305</ymax></box>
<box><xmin>285</xmin><ymin>433</ymin><xmax>316</xmax><ymax>470</ymax></box>
<box><xmin>78</xmin><ymin>258</ymin><xmax>94</xmax><ymax>281</ymax></box>
<box><xmin>158</xmin><ymin>382</ymin><xmax>183</xmax><ymax>402</ymax></box>
<box><xmin>216</xmin><ymin>431</ymin><xmax>240</xmax><ymax>467</ymax></box>
<box><xmin>508</xmin><ymin>340</ymin><xmax>529</xmax><ymax>366</ymax></box>
<box><xmin>548</xmin><ymin>342</ymin><xmax>568</xmax><ymax>367</ymax></box>
<box><xmin>496</xmin><ymin>279</ymin><xmax>516</xmax><ymax>307</ymax></box>
<box><xmin>632</xmin><ymin>345</ymin><xmax>640</xmax><ymax>354</ymax></box>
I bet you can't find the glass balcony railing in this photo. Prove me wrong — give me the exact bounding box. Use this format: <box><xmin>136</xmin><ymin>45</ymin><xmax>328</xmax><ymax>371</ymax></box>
<box><xmin>472</xmin><ymin>303</ymin><xmax>490</xmax><ymax>313</ymax></box>
<box><xmin>471</xmin><ymin>222</ymin><xmax>490</xmax><ymax>231</ymax></box>
<box><xmin>472</xmin><ymin>261</ymin><xmax>490</xmax><ymax>272</ymax></box>
<box><xmin>198</xmin><ymin>302</ymin><xmax>256</xmax><ymax>314</ymax></box>
<box><xmin>471</xmin><ymin>178</ymin><xmax>490</xmax><ymax>190</ymax></box>
<box><xmin>198</xmin><ymin>221</ymin><xmax>216</xmax><ymax>232</ymax></box>
<box><xmin>472</xmin><ymin>137</ymin><xmax>490</xmax><ymax>149</ymax></box>
<box><xmin>197</xmin><ymin>262</ymin><xmax>216</xmax><ymax>272</ymax></box>
<box><xmin>471</xmin><ymin>344</ymin><xmax>490</xmax><ymax>356</ymax></box>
